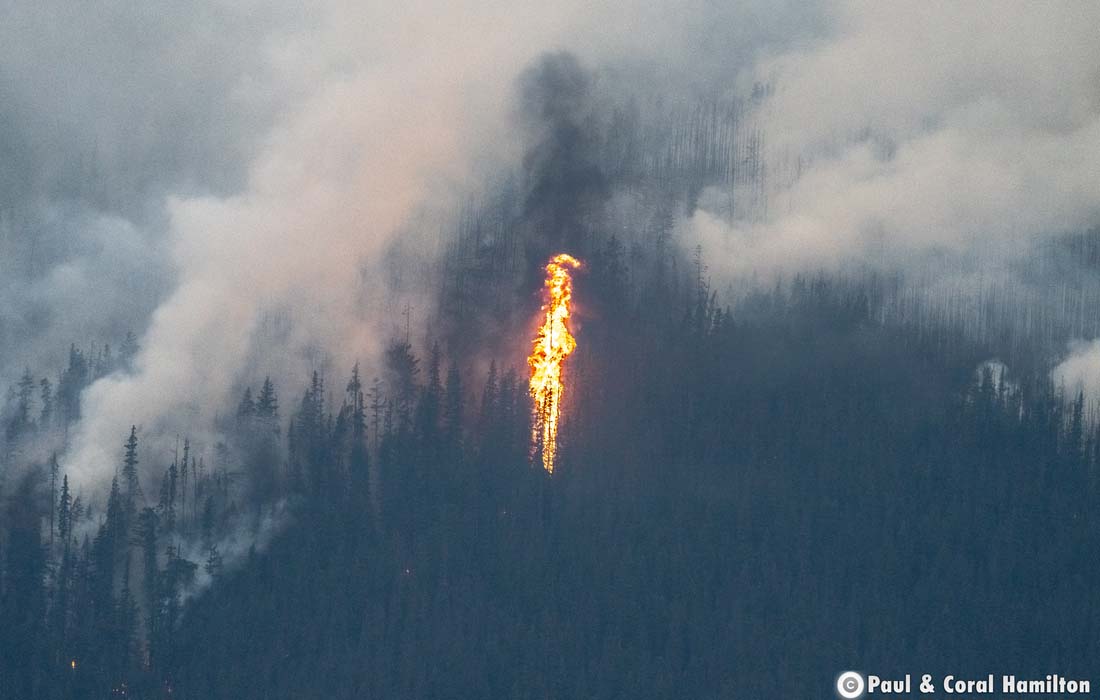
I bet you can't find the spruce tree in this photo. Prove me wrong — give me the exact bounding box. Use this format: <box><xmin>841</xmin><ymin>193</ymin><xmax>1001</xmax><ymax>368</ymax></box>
<box><xmin>256</xmin><ymin>377</ymin><xmax>279</xmax><ymax>419</ymax></box>
<box><xmin>122</xmin><ymin>427</ymin><xmax>140</xmax><ymax>519</ymax></box>
<box><xmin>237</xmin><ymin>387</ymin><xmax>255</xmax><ymax>422</ymax></box>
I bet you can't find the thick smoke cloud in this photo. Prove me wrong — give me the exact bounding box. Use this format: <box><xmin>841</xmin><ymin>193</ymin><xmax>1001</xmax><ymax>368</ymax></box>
<box><xmin>518</xmin><ymin>52</ymin><xmax>609</xmax><ymax>280</ymax></box>
<box><xmin>23</xmin><ymin>0</ymin><xmax>823</xmax><ymax>493</ymax></box>
<box><xmin>684</xmin><ymin>1</ymin><xmax>1100</xmax><ymax>276</ymax></box>
<box><xmin>683</xmin><ymin>1</ymin><xmax>1100</xmax><ymax>399</ymax></box>
<box><xmin>1054</xmin><ymin>341</ymin><xmax>1100</xmax><ymax>402</ymax></box>
<box><xmin>2</xmin><ymin>0</ymin><xmax>825</xmax><ymax>384</ymax></box>
<box><xmin>0</xmin><ymin>0</ymin><xmax>299</xmax><ymax>382</ymax></box>
<box><xmin>10</xmin><ymin>0</ymin><xmax>1097</xmax><ymax>494</ymax></box>
<box><xmin>62</xmin><ymin>1</ymin><xmax>544</xmax><ymax>489</ymax></box>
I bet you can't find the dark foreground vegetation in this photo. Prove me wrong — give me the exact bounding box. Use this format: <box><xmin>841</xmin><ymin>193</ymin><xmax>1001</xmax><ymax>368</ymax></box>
<box><xmin>3</xmin><ymin>270</ymin><xmax>1099</xmax><ymax>698</ymax></box>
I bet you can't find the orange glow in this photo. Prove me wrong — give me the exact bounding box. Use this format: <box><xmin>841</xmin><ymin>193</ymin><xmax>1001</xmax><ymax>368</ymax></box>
<box><xmin>528</xmin><ymin>253</ymin><xmax>581</xmax><ymax>473</ymax></box>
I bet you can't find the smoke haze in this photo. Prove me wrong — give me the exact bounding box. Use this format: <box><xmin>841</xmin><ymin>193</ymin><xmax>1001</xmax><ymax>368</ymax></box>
<box><xmin>684</xmin><ymin>1</ymin><xmax>1100</xmax><ymax>277</ymax></box>
<box><xmin>2</xmin><ymin>1</ymin><xmax>1098</xmax><ymax>493</ymax></box>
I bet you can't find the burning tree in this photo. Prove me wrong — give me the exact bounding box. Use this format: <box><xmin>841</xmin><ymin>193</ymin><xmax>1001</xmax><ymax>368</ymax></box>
<box><xmin>528</xmin><ymin>253</ymin><xmax>582</xmax><ymax>473</ymax></box>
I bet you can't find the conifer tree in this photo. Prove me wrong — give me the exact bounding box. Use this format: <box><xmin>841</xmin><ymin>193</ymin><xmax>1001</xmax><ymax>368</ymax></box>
<box><xmin>137</xmin><ymin>507</ymin><xmax>160</xmax><ymax>668</ymax></box>
<box><xmin>49</xmin><ymin>454</ymin><xmax>60</xmax><ymax>548</ymax></box>
<box><xmin>256</xmin><ymin>377</ymin><xmax>279</xmax><ymax>419</ymax></box>
<box><xmin>58</xmin><ymin>474</ymin><xmax>73</xmax><ymax>551</ymax></box>
<box><xmin>122</xmin><ymin>427</ymin><xmax>141</xmax><ymax>520</ymax></box>
<box><xmin>237</xmin><ymin>387</ymin><xmax>255</xmax><ymax>422</ymax></box>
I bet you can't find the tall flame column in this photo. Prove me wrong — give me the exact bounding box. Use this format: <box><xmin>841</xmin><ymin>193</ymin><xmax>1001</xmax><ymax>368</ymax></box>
<box><xmin>528</xmin><ymin>253</ymin><xmax>582</xmax><ymax>473</ymax></box>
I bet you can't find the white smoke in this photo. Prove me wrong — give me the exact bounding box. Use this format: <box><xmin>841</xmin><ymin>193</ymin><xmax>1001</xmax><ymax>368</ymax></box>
<box><xmin>684</xmin><ymin>1</ymin><xmax>1100</xmax><ymax>278</ymax></box>
<box><xmin>1053</xmin><ymin>340</ymin><xmax>1100</xmax><ymax>402</ymax></box>
<box><xmin>63</xmin><ymin>1</ymin><xmax>549</xmax><ymax>490</ymax></box>
<box><xmin>38</xmin><ymin>0</ymin><xmax>1099</xmax><ymax>494</ymax></box>
<box><xmin>60</xmin><ymin>0</ymin><xmax>815</xmax><ymax>492</ymax></box>
<box><xmin>179</xmin><ymin>499</ymin><xmax>291</xmax><ymax>599</ymax></box>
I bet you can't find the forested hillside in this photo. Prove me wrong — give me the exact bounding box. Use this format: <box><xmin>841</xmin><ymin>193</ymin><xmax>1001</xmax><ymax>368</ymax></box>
<box><xmin>4</xmin><ymin>269</ymin><xmax>1100</xmax><ymax>698</ymax></box>
<box><xmin>3</xmin><ymin>49</ymin><xmax>1099</xmax><ymax>700</ymax></box>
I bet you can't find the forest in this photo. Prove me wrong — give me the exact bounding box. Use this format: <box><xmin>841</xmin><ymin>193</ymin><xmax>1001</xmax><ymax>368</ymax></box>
<box><xmin>2</xmin><ymin>46</ymin><xmax>1100</xmax><ymax>700</ymax></box>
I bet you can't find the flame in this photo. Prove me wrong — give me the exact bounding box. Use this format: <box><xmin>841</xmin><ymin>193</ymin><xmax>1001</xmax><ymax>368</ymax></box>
<box><xmin>528</xmin><ymin>253</ymin><xmax>582</xmax><ymax>473</ymax></box>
